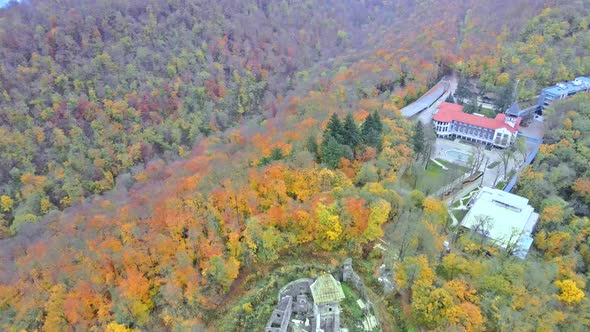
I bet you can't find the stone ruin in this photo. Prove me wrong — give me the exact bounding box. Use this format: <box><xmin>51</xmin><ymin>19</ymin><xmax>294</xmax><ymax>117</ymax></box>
<box><xmin>265</xmin><ymin>259</ymin><xmax>381</xmax><ymax>332</ymax></box>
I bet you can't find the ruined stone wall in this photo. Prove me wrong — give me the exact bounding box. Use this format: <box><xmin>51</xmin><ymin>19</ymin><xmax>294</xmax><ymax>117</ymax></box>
<box><xmin>340</xmin><ymin>258</ymin><xmax>382</xmax><ymax>331</ymax></box>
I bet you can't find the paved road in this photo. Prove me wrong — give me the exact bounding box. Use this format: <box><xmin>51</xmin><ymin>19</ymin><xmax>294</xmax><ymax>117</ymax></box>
<box><xmin>518</xmin><ymin>117</ymin><xmax>545</xmax><ymax>140</ymax></box>
<box><xmin>416</xmin><ymin>72</ymin><xmax>458</xmax><ymax>124</ymax></box>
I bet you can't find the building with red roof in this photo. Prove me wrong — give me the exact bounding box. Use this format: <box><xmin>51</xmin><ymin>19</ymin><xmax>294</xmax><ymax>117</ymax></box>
<box><xmin>432</xmin><ymin>102</ymin><xmax>521</xmax><ymax>148</ymax></box>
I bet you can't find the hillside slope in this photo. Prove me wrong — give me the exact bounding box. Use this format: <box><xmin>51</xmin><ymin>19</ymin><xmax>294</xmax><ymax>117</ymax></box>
<box><xmin>0</xmin><ymin>0</ymin><xmax>392</xmax><ymax>235</ymax></box>
<box><xmin>2</xmin><ymin>0</ymin><xmax>590</xmax><ymax>331</ymax></box>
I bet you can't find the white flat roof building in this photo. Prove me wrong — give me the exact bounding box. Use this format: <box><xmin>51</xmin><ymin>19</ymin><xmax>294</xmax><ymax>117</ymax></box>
<box><xmin>461</xmin><ymin>187</ymin><xmax>539</xmax><ymax>259</ymax></box>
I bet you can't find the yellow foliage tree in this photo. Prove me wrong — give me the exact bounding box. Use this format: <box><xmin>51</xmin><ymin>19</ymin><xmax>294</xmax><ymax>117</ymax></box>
<box><xmin>395</xmin><ymin>255</ymin><xmax>434</xmax><ymax>290</ymax></box>
<box><xmin>411</xmin><ymin>284</ymin><xmax>454</xmax><ymax>329</ymax></box>
<box><xmin>541</xmin><ymin>204</ymin><xmax>564</xmax><ymax>224</ymax></box>
<box><xmin>362</xmin><ymin>199</ymin><xmax>391</xmax><ymax>242</ymax></box>
<box><xmin>314</xmin><ymin>202</ymin><xmax>343</xmax><ymax>250</ymax></box>
<box><xmin>242</xmin><ymin>302</ymin><xmax>254</xmax><ymax>314</ymax></box>
<box><xmin>535</xmin><ymin>230</ymin><xmax>573</xmax><ymax>258</ymax></box>
<box><xmin>496</xmin><ymin>72</ymin><xmax>510</xmax><ymax>85</ymax></box>
<box><xmin>0</xmin><ymin>195</ymin><xmax>13</xmax><ymax>212</ymax></box>
<box><xmin>422</xmin><ymin>197</ymin><xmax>448</xmax><ymax>225</ymax></box>
<box><xmin>43</xmin><ymin>284</ymin><xmax>70</xmax><ymax>332</ymax></box>
<box><xmin>572</xmin><ymin>178</ymin><xmax>590</xmax><ymax>202</ymax></box>
<box><xmin>555</xmin><ymin>279</ymin><xmax>585</xmax><ymax>305</ymax></box>
<box><xmin>285</xmin><ymin>169</ymin><xmax>320</xmax><ymax>201</ymax></box>
<box><xmin>440</xmin><ymin>254</ymin><xmax>468</xmax><ymax>280</ymax></box>
<box><xmin>40</xmin><ymin>197</ymin><xmax>53</xmax><ymax>214</ymax></box>
<box><xmin>411</xmin><ymin>279</ymin><xmax>484</xmax><ymax>331</ymax></box>
<box><xmin>106</xmin><ymin>321</ymin><xmax>139</xmax><ymax>332</ymax></box>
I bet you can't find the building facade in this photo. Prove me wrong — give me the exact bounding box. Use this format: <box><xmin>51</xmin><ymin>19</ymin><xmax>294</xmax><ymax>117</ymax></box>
<box><xmin>538</xmin><ymin>76</ymin><xmax>590</xmax><ymax>109</ymax></box>
<box><xmin>432</xmin><ymin>102</ymin><xmax>521</xmax><ymax>148</ymax></box>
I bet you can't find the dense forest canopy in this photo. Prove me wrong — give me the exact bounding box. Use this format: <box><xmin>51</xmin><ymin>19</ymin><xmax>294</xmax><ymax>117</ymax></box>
<box><xmin>0</xmin><ymin>0</ymin><xmax>396</xmax><ymax>235</ymax></box>
<box><xmin>1</xmin><ymin>0</ymin><xmax>589</xmax><ymax>331</ymax></box>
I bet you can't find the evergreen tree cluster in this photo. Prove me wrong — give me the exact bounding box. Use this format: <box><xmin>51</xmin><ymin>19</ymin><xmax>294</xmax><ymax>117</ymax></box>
<box><xmin>257</xmin><ymin>147</ymin><xmax>285</xmax><ymax>166</ymax></box>
<box><xmin>318</xmin><ymin>112</ymin><xmax>383</xmax><ymax>168</ymax></box>
<box><xmin>412</xmin><ymin>121</ymin><xmax>425</xmax><ymax>154</ymax></box>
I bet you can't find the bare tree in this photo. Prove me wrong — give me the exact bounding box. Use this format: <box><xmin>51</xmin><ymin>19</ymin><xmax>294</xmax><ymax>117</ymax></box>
<box><xmin>492</xmin><ymin>162</ymin><xmax>503</xmax><ymax>187</ymax></box>
<box><xmin>515</xmin><ymin>137</ymin><xmax>528</xmax><ymax>167</ymax></box>
<box><xmin>468</xmin><ymin>144</ymin><xmax>486</xmax><ymax>176</ymax></box>
<box><xmin>471</xmin><ymin>215</ymin><xmax>493</xmax><ymax>246</ymax></box>
<box><xmin>385</xmin><ymin>210</ymin><xmax>423</xmax><ymax>262</ymax></box>
<box><xmin>501</xmin><ymin>228</ymin><xmax>525</xmax><ymax>257</ymax></box>
<box><xmin>422</xmin><ymin>126</ymin><xmax>437</xmax><ymax>169</ymax></box>
<box><xmin>496</xmin><ymin>146</ymin><xmax>515</xmax><ymax>181</ymax></box>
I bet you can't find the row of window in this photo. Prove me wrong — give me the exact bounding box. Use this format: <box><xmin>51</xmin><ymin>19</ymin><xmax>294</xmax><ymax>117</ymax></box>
<box><xmin>435</xmin><ymin>133</ymin><xmax>511</xmax><ymax>147</ymax></box>
<box><xmin>434</xmin><ymin>121</ymin><xmax>513</xmax><ymax>146</ymax></box>
<box><xmin>434</xmin><ymin>122</ymin><xmax>494</xmax><ymax>140</ymax></box>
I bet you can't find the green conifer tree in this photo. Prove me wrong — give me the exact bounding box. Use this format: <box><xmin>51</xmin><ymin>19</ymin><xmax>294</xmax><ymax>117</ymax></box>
<box><xmin>412</xmin><ymin>121</ymin><xmax>425</xmax><ymax>154</ymax></box>
<box><xmin>343</xmin><ymin>113</ymin><xmax>361</xmax><ymax>149</ymax></box>
<box><xmin>326</xmin><ymin>113</ymin><xmax>345</xmax><ymax>145</ymax></box>
<box><xmin>361</xmin><ymin>113</ymin><xmax>382</xmax><ymax>150</ymax></box>
<box><xmin>321</xmin><ymin>134</ymin><xmax>344</xmax><ymax>168</ymax></box>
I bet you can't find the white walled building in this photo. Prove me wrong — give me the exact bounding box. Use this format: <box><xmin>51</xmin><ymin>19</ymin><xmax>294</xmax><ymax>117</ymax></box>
<box><xmin>461</xmin><ymin>187</ymin><xmax>539</xmax><ymax>259</ymax></box>
<box><xmin>433</xmin><ymin>102</ymin><xmax>521</xmax><ymax>148</ymax></box>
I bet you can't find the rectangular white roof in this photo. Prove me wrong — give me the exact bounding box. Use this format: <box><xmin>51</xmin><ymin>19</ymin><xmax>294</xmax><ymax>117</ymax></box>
<box><xmin>462</xmin><ymin>187</ymin><xmax>539</xmax><ymax>257</ymax></box>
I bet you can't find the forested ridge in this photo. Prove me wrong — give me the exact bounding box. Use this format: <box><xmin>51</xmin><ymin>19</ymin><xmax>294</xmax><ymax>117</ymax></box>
<box><xmin>1</xmin><ymin>0</ymin><xmax>589</xmax><ymax>331</ymax></box>
<box><xmin>0</xmin><ymin>0</ymin><xmax>391</xmax><ymax>235</ymax></box>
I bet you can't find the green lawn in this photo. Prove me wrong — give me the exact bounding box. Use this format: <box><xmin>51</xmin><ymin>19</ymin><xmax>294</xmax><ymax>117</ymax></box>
<box><xmin>452</xmin><ymin>209</ymin><xmax>468</xmax><ymax>221</ymax></box>
<box><xmin>424</xmin><ymin>160</ymin><xmax>447</xmax><ymax>178</ymax></box>
<box><xmin>412</xmin><ymin>160</ymin><xmax>468</xmax><ymax>195</ymax></box>
<box><xmin>495</xmin><ymin>181</ymin><xmax>507</xmax><ymax>190</ymax></box>
<box><xmin>341</xmin><ymin>283</ymin><xmax>364</xmax><ymax>322</ymax></box>
<box><xmin>403</xmin><ymin>159</ymin><xmax>469</xmax><ymax>196</ymax></box>
<box><xmin>436</xmin><ymin>159</ymin><xmax>468</xmax><ymax>172</ymax></box>
<box><xmin>507</xmin><ymin>169</ymin><xmax>516</xmax><ymax>179</ymax></box>
<box><xmin>464</xmin><ymin>187</ymin><xmax>480</xmax><ymax>200</ymax></box>
<box><xmin>487</xmin><ymin>161</ymin><xmax>500</xmax><ymax>169</ymax></box>
<box><xmin>477</xmin><ymin>107</ymin><xmax>496</xmax><ymax>118</ymax></box>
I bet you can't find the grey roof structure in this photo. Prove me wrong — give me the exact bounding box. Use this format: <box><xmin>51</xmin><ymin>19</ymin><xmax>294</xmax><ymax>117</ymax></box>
<box><xmin>310</xmin><ymin>274</ymin><xmax>345</xmax><ymax>305</ymax></box>
<box><xmin>505</xmin><ymin>102</ymin><xmax>521</xmax><ymax>117</ymax></box>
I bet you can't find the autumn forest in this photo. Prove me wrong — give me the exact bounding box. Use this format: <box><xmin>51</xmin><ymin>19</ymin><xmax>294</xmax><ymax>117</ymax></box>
<box><xmin>1</xmin><ymin>0</ymin><xmax>590</xmax><ymax>331</ymax></box>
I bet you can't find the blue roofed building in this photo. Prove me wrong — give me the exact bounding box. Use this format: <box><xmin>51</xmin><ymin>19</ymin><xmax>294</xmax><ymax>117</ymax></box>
<box><xmin>538</xmin><ymin>77</ymin><xmax>590</xmax><ymax>109</ymax></box>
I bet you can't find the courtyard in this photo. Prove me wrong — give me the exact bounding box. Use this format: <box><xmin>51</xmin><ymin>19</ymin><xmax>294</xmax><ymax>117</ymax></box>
<box><xmin>431</xmin><ymin>135</ymin><xmax>537</xmax><ymax>204</ymax></box>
